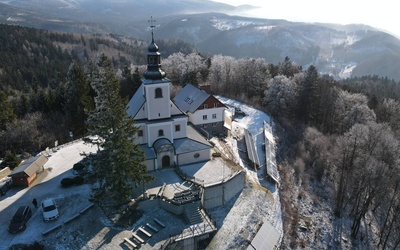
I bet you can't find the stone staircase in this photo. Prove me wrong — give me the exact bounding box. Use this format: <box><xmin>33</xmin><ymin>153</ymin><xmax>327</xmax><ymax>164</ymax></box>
<box><xmin>184</xmin><ymin>202</ymin><xmax>203</xmax><ymax>225</ymax></box>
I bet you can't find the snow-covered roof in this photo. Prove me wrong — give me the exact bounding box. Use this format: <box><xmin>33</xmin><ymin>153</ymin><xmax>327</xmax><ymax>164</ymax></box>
<box><xmin>174</xmin><ymin>125</ymin><xmax>212</xmax><ymax>154</ymax></box>
<box><xmin>173</xmin><ymin>138</ymin><xmax>211</xmax><ymax>154</ymax></box>
<box><xmin>217</xmin><ymin>96</ymin><xmax>271</xmax><ymax>136</ymax></box>
<box><xmin>173</xmin><ymin>84</ymin><xmax>210</xmax><ymax>113</ymax></box>
<box><xmin>127</xmin><ymin>84</ymin><xmax>145</xmax><ymax>118</ymax></box>
<box><xmin>139</xmin><ymin>145</ymin><xmax>156</xmax><ymax>160</ymax></box>
<box><xmin>142</xmin><ymin>77</ymin><xmax>170</xmax><ymax>85</ymax></box>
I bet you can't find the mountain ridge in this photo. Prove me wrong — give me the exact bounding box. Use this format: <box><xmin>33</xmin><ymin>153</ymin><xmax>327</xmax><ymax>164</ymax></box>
<box><xmin>1</xmin><ymin>0</ymin><xmax>400</xmax><ymax>80</ymax></box>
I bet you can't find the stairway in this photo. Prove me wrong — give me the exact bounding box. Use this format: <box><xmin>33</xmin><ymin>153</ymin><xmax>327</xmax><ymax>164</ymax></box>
<box><xmin>184</xmin><ymin>202</ymin><xmax>203</xmax><ymax>225</ymax></box>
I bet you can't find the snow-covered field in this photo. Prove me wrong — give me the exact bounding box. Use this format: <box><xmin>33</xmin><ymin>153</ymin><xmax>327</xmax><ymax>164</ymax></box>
<box><xmin>0</xmin><ymin>98</ymin><xmax>282</xmax><ymax>250</ymax></box>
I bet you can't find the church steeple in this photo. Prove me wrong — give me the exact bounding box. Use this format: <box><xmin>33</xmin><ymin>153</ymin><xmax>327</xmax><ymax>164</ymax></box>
<box><xmin>144</xmin><ymin>16</ymin><xmax>166</xmax><ymax>80</ymax></box>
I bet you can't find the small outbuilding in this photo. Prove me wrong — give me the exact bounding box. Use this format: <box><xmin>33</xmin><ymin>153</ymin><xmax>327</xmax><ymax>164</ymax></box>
<box><xmin>8</xmin><ymin>154</ymin><xmax>48</xmax><ymax>187</ymax></box>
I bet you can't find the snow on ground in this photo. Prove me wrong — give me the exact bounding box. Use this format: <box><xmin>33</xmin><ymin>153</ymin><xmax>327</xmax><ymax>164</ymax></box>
<box><xmin>1</xmin><ymin>98</ymin><xmax>282</xmax><ymax>250</ymax></box>
<box><xmin>209</xmin><ymin>97</ymin><xmax>283</xmax><ymax>248</ymax></box>
<box><xmin>0</xmin><ymin>140</ymin><xmax>97</xmax><ymax>249</ymax></box>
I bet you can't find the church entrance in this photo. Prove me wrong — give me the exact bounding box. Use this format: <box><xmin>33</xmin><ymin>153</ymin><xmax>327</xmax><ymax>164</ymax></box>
<box><xmin>162</xmin><ymin>155</ymin><xmax>170</xmax><ymax>167</ymax></box>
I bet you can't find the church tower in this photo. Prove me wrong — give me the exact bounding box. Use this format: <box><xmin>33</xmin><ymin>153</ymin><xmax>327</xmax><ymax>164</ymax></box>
<box><xmin>126</xmin><ymin>18</ymin><xmax>212</xmax><ymax>171</ymax></box>
<box><xmin>143</xmin><ymin>28</ymin><xmax>171</xmax><ymax>121</ymax></box>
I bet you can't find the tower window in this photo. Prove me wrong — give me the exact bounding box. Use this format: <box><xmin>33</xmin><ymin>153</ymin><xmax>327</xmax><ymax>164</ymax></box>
<box><xmin>155</xmin><ymin>88</ymin><xmax>163</xmax><ymax>98</ymax></box>
<box><xmin>138</xmin><ymin>130</ymin><xmax>143</xmax><ymax>136</ymax></box>
<box><xmin>158</xmin><ymin>129</ymin><xmax>164</xmax><ymax>137</ymax></box>
<box><xmin>175</xmin><ymin>125</ymin><xmax>181</xmax><ymax>132</ymax></box>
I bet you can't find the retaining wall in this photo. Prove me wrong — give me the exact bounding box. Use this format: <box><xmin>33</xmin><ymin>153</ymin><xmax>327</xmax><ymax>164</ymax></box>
<box><xmin>202</xmin><ymin>171</ymin><xmax>245</xmax><ymax>209</ymax></box>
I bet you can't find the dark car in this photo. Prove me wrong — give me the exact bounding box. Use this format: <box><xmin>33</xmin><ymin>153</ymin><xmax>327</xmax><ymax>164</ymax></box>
<box><xmin>61</xmin><ymin>176</ymin><xmax>84</xmax><ymax>187</ymax></box>
<box><xmin>8</xmin><ymin>206</ymin><xmax>32</xmax><ymax>233</ymax></box>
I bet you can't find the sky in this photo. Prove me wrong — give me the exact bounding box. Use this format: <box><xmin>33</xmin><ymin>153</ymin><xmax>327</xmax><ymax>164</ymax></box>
<box><xmin>212</xmin><ymin>0</ymin><xmax>400</xmax><ymax>38</ymax></box>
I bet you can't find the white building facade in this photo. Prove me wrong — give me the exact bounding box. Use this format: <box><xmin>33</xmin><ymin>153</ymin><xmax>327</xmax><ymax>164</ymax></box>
<box><xmin>127</xmin><ymin>35</ymin><xmax>212</xmax><ymax>171</ymax></box>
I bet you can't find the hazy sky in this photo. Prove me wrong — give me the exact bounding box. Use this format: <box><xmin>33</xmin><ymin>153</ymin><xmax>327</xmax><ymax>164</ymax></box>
<box><xmin>213</xmin><ymin>0</ymin><xmax>399</xmax><ymax>38</ymax></box>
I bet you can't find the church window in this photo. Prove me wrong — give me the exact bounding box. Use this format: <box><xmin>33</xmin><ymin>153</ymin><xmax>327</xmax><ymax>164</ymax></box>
<box><xmin>158</xmin><ymin>129</ymin><xmax>164</xmax><ymax>136</ymax></box>
<box><xmin>155</xmin><ymin>88</ymin><xmax>162</xmax><ymax>98</ymax></box>
<box><xmin>194</xmin><ymin>153</ymin><xmax>200</xmax><ymax>158</ymax></box>
<box><xmin>175</xmin><ymin>125</ymin><xmax>181</xmax><ymax>132</ymax></box>
<box><xmin>203</xmin><ymin>115</ymin><xmax>207</xmax><ymax>120</ymax></box>
<box><xmin>212</xmin><ymin>114</ymin><xmax>217</xmax><ymax>119</ymax></box>
<box><xmin>138</xmin><ymin>130</ymin><xmax>143</xmax><ymax>136</ymax></box>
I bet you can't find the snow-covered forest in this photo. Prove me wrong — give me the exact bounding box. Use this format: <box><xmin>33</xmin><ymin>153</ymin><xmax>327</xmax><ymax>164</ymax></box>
<box><xmin>0</xmin><ymin>24</ymin><xmax>400</xmax><ymax>249</ymax></box>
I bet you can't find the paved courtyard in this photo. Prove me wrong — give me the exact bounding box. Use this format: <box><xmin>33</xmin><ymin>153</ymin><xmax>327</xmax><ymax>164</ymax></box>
<box><xmin>134</xmin><ymin>156</ymin><xmax>237</xmax><ymax>200</ymax></box>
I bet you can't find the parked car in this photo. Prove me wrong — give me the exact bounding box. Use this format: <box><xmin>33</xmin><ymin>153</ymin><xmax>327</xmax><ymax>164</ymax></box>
<box><xmin>0</xmin><ymin>177</ymin><xmax>13</xmax><ymax>196</ymax></box>
<box><xmin>61</xmin><ymin>176</ymin><xmax>84</xmax><ymax>187</ymax></box>
<box><xmin>72</xmin><ymin>162</ymin><xmax>90</xmax><ymax>176</ymax></box>
<box><xmin>41</xmin><ymin>198</ymin><xmax>59</xmax><ymax>222</ymax></box>
<box><xmin>8</xmin><ymin>206</ymin><xmax>32</xmax><ymax>233</ymax></box>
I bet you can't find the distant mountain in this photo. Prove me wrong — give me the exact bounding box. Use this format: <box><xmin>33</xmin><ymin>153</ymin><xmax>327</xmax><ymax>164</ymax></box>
<box><xmin>1</xmin><ymin>0</ymin><xmax>400</xmax><ymax>80</ymax></box>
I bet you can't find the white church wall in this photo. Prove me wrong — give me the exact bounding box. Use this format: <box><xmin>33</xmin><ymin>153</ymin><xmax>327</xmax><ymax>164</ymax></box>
<box><xmin>134</xmin><ymin>123</ymin><xmax>147</xmax><ymax>145</ymax></box>
<box><xmin>145</xmin><ymin>83</ymin><xmax>171</xmax><ymax>120</ymax></box>
<box><xmin>177</xmin><ymin>149</ymin><xmax>211</xmax><ymax>166</ymax></box>
<box><xmin>145</xmin><ymin>159</ymin><xmax>155</xmax><ymax>172</ymax></box>
<box><xmin>172</xmin><ymin>118</ymin><xmax>188</xmax><ymax>139</ymax></box>
<box><xmin>147</xmin><ymin>122</ymin><xmax>173</xmax><ymax>146</ymax></box>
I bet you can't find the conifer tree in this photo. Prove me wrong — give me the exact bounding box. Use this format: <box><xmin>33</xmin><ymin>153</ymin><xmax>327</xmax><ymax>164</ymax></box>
<box><xmin>85</xmin><ymin>54</ymin><xmax>153</xmax><ymax>205</ymax></box>
<box><xmin>63</xmin><ymin>62</ymin><xmax>93</xmax><ymax>137</ymax></box>
<box><xmin>0</xmin><ymin>91</ymin><xmax>16</xmax><ymax>131</ymax></box>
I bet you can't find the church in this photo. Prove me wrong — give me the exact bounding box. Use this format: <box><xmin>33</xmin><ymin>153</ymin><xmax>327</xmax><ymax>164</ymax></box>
<box><xmin>127</xmin><ymin>33</ymin><xmax>212</xmax><ymax>172</ymax></box>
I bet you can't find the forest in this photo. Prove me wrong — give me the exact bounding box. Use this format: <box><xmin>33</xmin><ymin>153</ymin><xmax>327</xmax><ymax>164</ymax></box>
<box><xmin>0</xmin><ymin>24</ymin><xmax>399</xmax><ymax>248</ymax></box>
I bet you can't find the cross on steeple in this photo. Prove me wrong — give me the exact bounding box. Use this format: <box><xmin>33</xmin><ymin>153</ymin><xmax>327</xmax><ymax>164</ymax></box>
<box><xmin>148</xmin><ymin>16</ymin><xmax>156</xmax><ymax>42</ymax></box>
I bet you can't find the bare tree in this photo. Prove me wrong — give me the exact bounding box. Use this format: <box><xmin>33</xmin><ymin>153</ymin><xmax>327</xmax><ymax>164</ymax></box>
<box><xmin>331</xmin><ymin>124</ymin><xmax>366</xmax><ymax>216</ymax></box>
<box><xmin>332</xmin><ymin>89</ymin><xmax>372</xmax><ymax>133</ymax></box>
<box><xmin>208</xmin><ymin>55</ymin><xmax>237</xmax><ymax>95</ymax></box>
<box><xmin>162</xmin><ymin>52</ymin><xmax>208</xmax><ymax>86</ymax></box>
<box><xmin>264</xmin><ymin>75</ymin><xmax>298</xmax><ymax>119</ymax></box>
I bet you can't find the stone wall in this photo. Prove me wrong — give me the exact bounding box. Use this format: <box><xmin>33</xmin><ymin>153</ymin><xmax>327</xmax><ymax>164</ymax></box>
<box><xmin>202</xmin><ymin>171</ymin><xmax>245</xmax><ymax>209</ymax></box>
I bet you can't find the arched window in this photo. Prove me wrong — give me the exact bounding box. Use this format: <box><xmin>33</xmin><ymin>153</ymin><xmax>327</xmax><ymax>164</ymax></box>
<box><xmin>158</xmin><ymin>129</ymin><xmax>164</xmax><ymax>137</ymax></box>
<box><xmin>155</xmin><ymin>88</ymin><xmax>162</xmax><ymax>98</ymax></box>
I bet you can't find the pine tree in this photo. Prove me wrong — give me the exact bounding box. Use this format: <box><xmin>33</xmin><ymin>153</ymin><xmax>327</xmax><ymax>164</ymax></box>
<box><xmin>63</xmin><ymin>62</ymin><xmax>93</xmax><ymax>137</ymax></box>
<box><xmin>0</xmin><ymin>91</ymin><xmax>16</xmax><ymax>131</ymax></box>
<box><xmin>85</xmin><ymin>54</ymin><xmax>153</xmax><ymax>205</ymax></box>
<box><xmin>297</xmin><ymin>65</ymin><xmax>319</xmax><ymax>123</ymax></box>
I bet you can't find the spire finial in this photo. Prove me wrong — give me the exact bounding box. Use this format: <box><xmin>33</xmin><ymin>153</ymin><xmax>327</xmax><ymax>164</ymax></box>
<box><xmin>148</xmin><ymin>16</ymin><xmax>156</xmax><ymax>42</ymax></box>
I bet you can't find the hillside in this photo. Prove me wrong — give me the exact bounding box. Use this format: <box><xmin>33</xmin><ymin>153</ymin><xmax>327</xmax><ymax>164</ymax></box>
<box><xmin>0</xmin><ymin>24</ymin><xmax>197</xmax><ymax>93</ymax></box>
<box><xmin>157</xmin><ymin>13</ymin><xmax>400</xmax><ymax>81</ymax></box>
<box><xmin>1</xmin><ymin>1</ymin><xmax>400</xmax><ymax>80</ymax></box>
